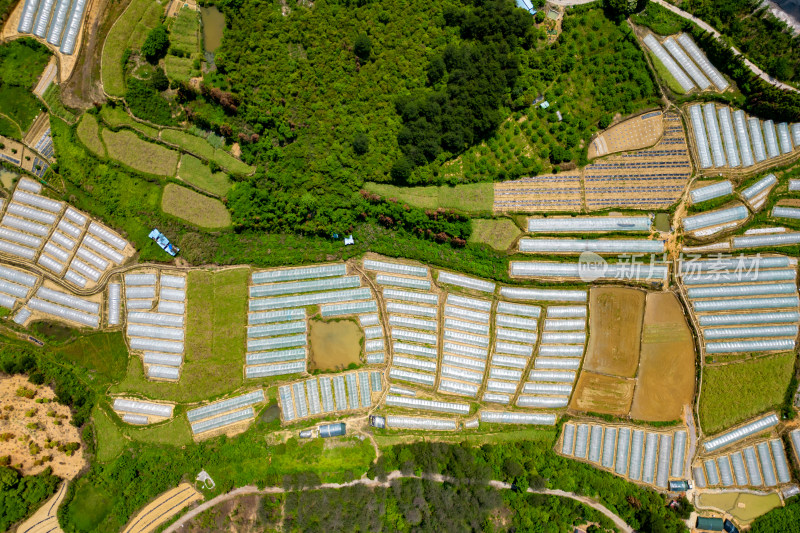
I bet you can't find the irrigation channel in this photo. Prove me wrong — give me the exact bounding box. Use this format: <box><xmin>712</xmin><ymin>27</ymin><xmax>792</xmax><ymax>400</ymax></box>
<box><xmin>162</xmin><ymin>471</ymin><xmax>634</xmax><ymax>533</ymax></box>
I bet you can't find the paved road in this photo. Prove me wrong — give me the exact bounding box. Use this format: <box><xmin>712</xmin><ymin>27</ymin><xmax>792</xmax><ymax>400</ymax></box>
<box><xmin>650</xmin><ymin>0</ymin><xmax>799</xmax><ymax>93</ymax></box>
<box><xmin>164</xmin><ymin>471</ymin><xmax>634</xmax><ymax>533</ymax></box>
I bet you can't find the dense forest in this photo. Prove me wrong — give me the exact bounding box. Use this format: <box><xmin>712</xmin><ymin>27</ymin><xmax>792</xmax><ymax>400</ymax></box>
<box><xmin>750</xmin><ymin>497</ymin><xmax>800</xmax><ymax>532</ymax></box>
<box><xmin>0</xmin><ymin>466</ymin><xmax>60</xmax><ymax>531</ymax></box>
<box><xmin>680</xmin><ymin>0</ymin><xmax>800</xmax><ymax>85</ymax></box>
<box><xmin>283</xmin><ymin>479</ymin><xmax>616</xmax><ymax>532</ymax></box>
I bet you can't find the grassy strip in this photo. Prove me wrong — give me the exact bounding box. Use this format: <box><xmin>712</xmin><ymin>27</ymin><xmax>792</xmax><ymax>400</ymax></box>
<box><xmin>699</xmin><ymin>352</ymin><xmax>795</xmax><ymax>434</ymax></box>
<box><xmin>41</xmin><ymin>84</ymin><xmax>77</xmax><ymax>123</ymax></box>
<box><xmin>161</xmin><ymin>129</ymin><xmax>255</xmax><ymax>175</ymax></box>
<box><xmin>101</xmin><ymin>128</ymin><xmax>180</xmax><ymax>176</ymax></box>
<box><xmin>177</xmin><ymin>153</ymin><xmax>231</xmax><ymax>196</ymax></box>
<box><xmin>101</xmin><ymin>0</ymin><xmax>163</xmax><ymax>97</ymax></box>
<box><xmin>646</xmin><ymin>50</ymin><xmax>686</xmax><ymax>96</ymax></box>
<box><xmin>161</xmin><ymin>183</ymin><xmax>231</xmax><ymax>228</ymax></box>
<box><xmin>76</xmin><ymin>114</ymin><xmax>106</xmax><ymax>157</ymax></box>
<box><xmin>0</xmin><ymin>114</ymin><xmax>21</xmax><ymax>140</ymax></box>
<box><xmin>99</xmin><ymin>105</ymin><xmax>159</xmax><ymax>138</ymax></box>
<box><xmin>363</xmin><ymin>182</ymin><xmax>494</xmax><ymax>214</ymax></box>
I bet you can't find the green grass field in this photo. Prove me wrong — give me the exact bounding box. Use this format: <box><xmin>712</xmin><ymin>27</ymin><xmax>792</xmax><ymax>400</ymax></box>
<box><xmin>101</xmin><ymin>0</ymin><xmax>164</xmax><ymax>96</ymax></box>
<box><xmin>0</xmin><ymin>85</ymin><xmax>43</xmax><ymax>134</ymax></box>
<box><xmin>111</xmin><ymin>268</ymin><xmax>248</xmax><ymax>402</ymax></box>
<box><xmin>66</xmin><ymin>478</ymin><xmax>112</xmax><ymax>531</ymax></box>
<box><xmin>363</xmin><ymin>182</ymin><xmax>494</xmax><ymax>213</ymax></box>
<box><xmin>165</xmin><ymin>7</ymin><xmax>201</xmax><ymax>82</ymax></box>
<box><xmin>161</xmin><ymin>129</ymin><xmax>255</xmax><ymax>175</ymax></box>
<box><xmin>53</xmin><ymin>331</ymin><xmax>129</xmax><ymax>384</ymax></box>
<box><xmin>76</xmin><ymin>114</ymin><xmax>106</xmax><ymax>157</ymax></box>
<box><xmin>161</xmin><ymin>183</ymin><xmax>232</xmax><ymax>228</ymax></box>
<box><xmin>125</xmin><ymin>415</ymin><xmax>193</xmax><ymax>446</ymax></box>
<box><xmin>92</xmin><ymin>405</ymin><xmax>127</xmax><ymax>462</ymax></box>
<box><xmin>165</xmin><ymin>56</ymin><xmax>196</xmax><ymax>83</ymax></box>
<box><xmin>99</xmin><ymin>105</ymin><xmax>159</xmax><ymax>138</ymax></box>
<box><xmin>102</xmin><ymin>128</ymin><xmax>180</xmax><ymax>176</ymax></box>
<box><xmin>177</xmin><ymin>154</ymin><xmax>231</xmax><ymax>196</ymax></box>
<box><xmin>700</xmin><ymin>353</ymin><xmax>795</xmax><ymax>434</ymax></box>
<box><xmin>469</xmin><ymin>218</ymin><xmax>521</xmax><ymax>251</ymax></box>
<box><xmin>0</xmin><ymin>114</ymin><xmax>21</xmax><ymax>139</ymax></box>
<box><xmin>41</xmin><ymin>84</ymin><xmax>77</xmax><ymax>123</ymax></box>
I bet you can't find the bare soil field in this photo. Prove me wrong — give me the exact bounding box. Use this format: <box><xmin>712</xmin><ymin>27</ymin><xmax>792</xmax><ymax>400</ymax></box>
<box><xmin>587</xmin><ymin>110</ymin><xmax>663</xmax><ymax>159</ymax></box>
<box><xmin>583</xmin><ymin>287</ymin><xmax>645</xmax><ymax>378</ymax></box>
<box><xmin>0</xmin><ymin>375</ymin><xmax>86</xmax><ymax>479</ymax></box>
<box><xmin>630</xmin><ymin>292</ymin><xmax>695</xmax><ymax>421</ymax></box>
<box><xmin>308</xmin><ymin>319</ymin><xmax>363</xmax><ymax>371</ymax></box>
<box><xmin>570</xmin><ymin>371</ymin><xmax>635</xmax><ymax>416</ymax></box>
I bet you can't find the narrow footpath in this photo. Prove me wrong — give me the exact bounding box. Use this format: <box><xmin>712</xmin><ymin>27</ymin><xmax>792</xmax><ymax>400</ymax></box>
<box><xmin>163</xmin><ymin>471</ymin><xmax>634</xmax><ymax>533</ymax></box>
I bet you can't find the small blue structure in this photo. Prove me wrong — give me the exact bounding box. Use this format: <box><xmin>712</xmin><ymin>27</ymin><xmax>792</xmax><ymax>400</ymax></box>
<box><xmin>149</xmin><ymin>229</ymin><xmax>179</xmax><ymax>257</ymax></box>
<box><xmin>319</xmin><ymin>422</ymin><xmax>346</xmax><ymax>438</ymax></box>
<box><xmin>515</xmin><ymin>0</ymin><xmax>536</xmax><ymax>14</ymax></box>
<box><xmin>369</xmin><ymin>415</ymin><xmax>386</xmax><ymax>429</ymax></box>
<box><xmin>299</xmin><ymin>429</ymin><xmax>313</xmax><ymax>439</ymax></box>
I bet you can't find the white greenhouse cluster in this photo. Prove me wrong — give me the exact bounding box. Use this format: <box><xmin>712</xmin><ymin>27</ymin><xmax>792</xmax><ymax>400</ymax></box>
<box><xmin>0</xmin><ymin>265</ymin><xmax>38</xmax><ymax>315</ymax></box>
<box><xmin>560</xmin><ymin>423</ymin><xmax>688</xmax><ymax>489</ymax></box>
<box><xmin>682</xmin><ymin>204</ymin><xmax>748</xmax><ymax>237</ymax></box>
<box><xmin>689</xmin><ymin>103</ymin><xmax>798</xmax><ymax>171</ymax></box>
<box><xmin>17</xmin><ymin>0</ymin><xmax>90</xmax><ymax>54</ymax></box>
<box><xmin>527</xmin><ymin>215</ymin><xmax>652</xmax><ymax>233</ymax></box>
<box><xmin>679</xmin><ymin>255</ymin><xmax>799</xmax><ymax>355</ymax></box>
<box><xmin>644</xmin><ymin>33</ymin><xmax>728</xmax><ymax>94</ymax></box>
<box><xmin>112</xmin><ymin>398</ymin><xmax>174</xmax><ymax>425</ymax></box>
<box><xmin>187</xmin><ymin>390</ymin><xmax>264</xmax><ymax>435</ymax></box>
<box><xmin>123</xmin><ymin>271</ymin><xmax>188</xmax><ymax>381</ymax></box>
<box><xmin>246</xmin><ymin>263</ymin><xmax>379</xmax><ymax>379</ymax></box>
<box><xmin>519</xmin><ymin>237</ymin><xmax>665</xmax><ymax>255</ymax></box>
<box><xmin>693</xmin><ymin>439</ymin><xmax>791</xmax><ymax>489</ymax></box>
<box><xmin>27</xmin><ymin>285</ymin><xmax>100</xmax><ymax>328</ymax></box>
<box><xmin>510</xmin><ymin>260</ymin><xmax>668</xmax><ymax>282</ymax></box>
<box><xmin>0</xmin><ymin>181</ymin><xmax>132</xmax><ymax>291</ymax></box>
<box><xmin>278</xmin><ymin>371</ymin><xmax>383</xmax><ymax>422</ymax></box>
<box><xmin>438</xmin><ymin>294</ymin><xmax>493</xmax><ymax>399</ymax></box>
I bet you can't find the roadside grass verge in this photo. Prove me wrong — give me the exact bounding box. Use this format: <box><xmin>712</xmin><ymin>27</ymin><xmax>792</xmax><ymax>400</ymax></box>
<box><xmin>177</xmin><ymin>154</ymin><xmax>231</xmax><ymax>196</ymax></box>
<box><xmin>469</xmin><ymin>218</ymin><xmax>521</xmax><ymax>251</ymax></box>
<box><xmin>110</xmin><ymin>267</ymin><xmax>248</xmax><ymax>403</ymax></box>
<box><xmin>699</xmin><ymin>353</ymin><xmax>795</xmax><ymax>434</ymax></box>
<box><xmin>363</xmin><ymin>182</ymin><xmax>494</xmax><ymax>213</ymax></box>
<box><xmin>161</xmin><ymin>129</ymin><xmax>255</xmax><ymax>175</ymax></box>
<box><xmin>161</xmin><ymin>183</ymin><xmax>231</xmax><ymax>228</ymax></box>
<box><xmin>102</xmin><ymin>128</ymin><xmax>180</xmax><ymax>176</ymax></box>
<box><xmin>101</xmin><ymin>0</ymin><xmax>163</xmax><ymax>97</ymax></box>
<box><xmin>76</xmin><ymin>114</ymin><xmax>106</xmax><ymax>157</ymax></box>
<box><xmin>92</xmin><ymin>405</ymin><xmax>126</xmax><ymax>462</ymax></box>
<box><xmin>99</xmin><ymin>105</ymin><xmax>159</xmax><ymax>138</ymax></box>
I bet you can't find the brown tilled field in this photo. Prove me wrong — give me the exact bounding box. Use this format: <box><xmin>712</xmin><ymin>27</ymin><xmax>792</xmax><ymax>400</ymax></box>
<box><xmin>570</xmin><ymin>371</ymin><xmax>635</xmax><ymax>415</ymax></box>
<box><xmin>630</xmin><ymin>292</ymin><xmax>695</xmax><ymax>421</ymax></box>
<box><xmin>587</xmin><ymin>110</ymin><xmax>663</xmax><ymax>159</ymax></box>
<box><xmin>583</xmin><ymin>287</ymin><xmax>645</xmax><ymax>378</ymax></box>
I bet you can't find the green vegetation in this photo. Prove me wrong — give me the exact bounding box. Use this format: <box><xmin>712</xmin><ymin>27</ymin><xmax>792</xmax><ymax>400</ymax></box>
<box><xmin>125</xmin><ymin>77</ymin><xmax>177</xmax><ymax>126</ymax></box>
<box><xmin>112</xmin><ymin>268</ymin><xmax>247</xmax><ymax>402</ymax></box>
<box><xmin>161</xmin><ymin>183</ymin><xmax>232</xmax><ymax>228</ymax></box>
<box><xmin>683</xmin><ymin>0</ymin><xmax>800</xmax><ymax>85</ymax></box>
<box><xmin>0</xmin><ymin>466</ymin><xmax>60</xmax><ymax>531</ymax></box>
<box><xmin>363</xmin><ymin>182</ymin><xmax>493</xmax><ymax>213</ymax></box>
<box><xmin>76</xmin><ymin>114</ymin><xmax>107</xmax><ymax>157</ymax></box>
<box><xmin>0</xmin><ymin>114</ymin><xmax>21</xmax><ymax>140</ymax></box>
<box><xmin>699</xmin><ymin>353</ymin><xmax>795</xmax><ymax>434</ymax></box>
<box><xmin>141</xmin><ymin>24</ymin><xmax>170</xmax><ymax>64</ymax></box>
<box><xmin>0</xmin><ymin>39</ymin><xmax>50</xmax><ymax>133</ymax></box>
<box><xmin>161</xmin><ymin>129</ymin><xmax>254</xmax><ymax>175</ymax></box>
<box><xmin>101</xmin><ymin>0</ymin><xmax>164</xmax><ymax>96</ymax></box>
<box><xmin>371</xmin><ymin>439</ymin><xmax>690</xmax><ymax>532</ymax></box>
<box><xmin>751</xmin><ymin>498</ymin><xmax>800</xmax><ymax>532</ymax></box>
<box><xmin>101</xmin><ymin>128</ymin><xmax>180</xmax><ymax>176</ymax></box>
<box><xmin>177</xmin><ymin>154</ymin><xmax>231</xmax><ymax>196</ymax></box>
<box><xmin>469</xmin><ymin>218</ymin><xmax>521</xmax><ymax>250</ymax></box>
<box><xmin>41</xmin><ymin>84</ymin><xmax>78</xmax><ymax>123</ymax></box>
<box><xmin>166</xmin><ymin>7</ymin><xmax>202</xmax><ymax>82</ymax></box>
<box><xmin>647</xmin><ymin>50</ymin><xmax>686</xmax><ymax>95</ymax></box>
<box><xmin>630</xmin><ymin>1</ymin><xmax>687</xmax><ymax>36</ymax></box>
<box><xmin>52</xmin><ymin>332</ymin><xmax>129</xmax><ymax>384</ymax></box>
<box><xmin>99</xmin><ymin>105</ymin><xmax>159</xmax><ymax>138</ymax></box>
<box><xmin>92</xmin><ymin>405</ymin><xmax>126</xmax><ymax>462</ymax></box>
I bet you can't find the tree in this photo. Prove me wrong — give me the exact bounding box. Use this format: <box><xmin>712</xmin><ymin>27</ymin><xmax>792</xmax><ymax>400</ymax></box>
<box><xmin>141</xmin><ymin>25</ymin><xmax>169</xmax><ymax>64</ymax></box>
<box><xmin>151</xmin><ymin>67</ymin><xmax>169</xmax><ymax>91</ymax></box>
<box><xmin>352</xmin><ymin>132</ymin><xmax>369</xmax><ymax>155</ymax></box>
<box><xmin>354</xmin><ymin>33</ymin><xmax>371</xmax><ymax>61</ymax></box>
<box><xmin>603</xmin><ymin>0</ymin><xmax>647</xmax><ymax>19</ymax></box>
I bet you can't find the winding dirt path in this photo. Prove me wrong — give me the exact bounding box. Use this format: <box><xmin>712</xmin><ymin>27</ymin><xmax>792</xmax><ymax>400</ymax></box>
<box><xmin>163</xmin><ymin>471</ymin><xmax>633</xmax><ymax>533</ymax></box>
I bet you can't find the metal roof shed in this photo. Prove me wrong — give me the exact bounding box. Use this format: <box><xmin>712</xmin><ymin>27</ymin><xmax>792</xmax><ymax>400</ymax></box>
<box><xmin>319</xmin><ymin>422</ymin><xmax>346</xmax><ymax>438</ymax></box>
<box><xmin>696</xmin><ymin>517</ymin><xmax>724</xmax><ymax>531</ymax></box>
